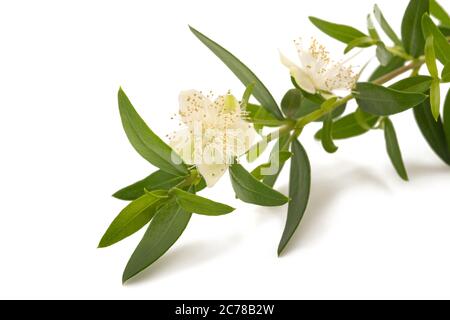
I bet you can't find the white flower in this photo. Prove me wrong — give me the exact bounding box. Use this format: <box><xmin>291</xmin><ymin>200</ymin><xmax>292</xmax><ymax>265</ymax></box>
<box><xmin>169</xmin><ymin>90</ymin><xmax>256</xmax><ymax>187</ymax></box>
<box><xmin>280</xmin><ymin>38</ymin><xmax>357</xmax><ymax>94</ymax></box>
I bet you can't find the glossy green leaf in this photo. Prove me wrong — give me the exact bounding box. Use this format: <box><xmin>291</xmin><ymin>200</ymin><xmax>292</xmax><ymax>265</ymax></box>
<box><xmin>425</xmin><ymin>35</ymin><xmax>439</xmax><ymax>78</ymax></box>
<box><xmin>170</xmin><ymin>188</ymin><xmax>234</xmax><ymax>216</ymax></box>
<box><xmin>99</xmin><ymin>191</ymin><xmax>167</xmax><ymax>248</ymax></box>
<box><xmin>422</xmin><ymin>13</ymin><xmax>450</xmax><ymax>64</ymax></box>
<box><xmin>413</xmin><ymin>98</ymin><xmax>450</xmax><ymax>165</ymax></box>
<box><xmin>118</xmin><ymin>88</ymin><xmax>188</xmax><ymax>176</ymax></box>
<box><xmin>369</xmin><ymin>57</ymin><xmax>405</xmax><ymax>81</ymax></box>
<box><xmin>374</xmin><ymin>4</ymin><xmax>403</xmax><ymax>45</ymax></box>
<box><xmin>281</xmin><ymin>89</ymin><xmax>303</xmax><ymax>119</ymax></box>
<box><xmin>383</xmin><ymin>118</ymin><xmax>409</xmax><ymax>181</ymax></box>
<box><xmin>278</xmin><ymin>139</ymin><xmax>311</xmax><ymax>255</ymax></box>
<box><xmin>430</xmin><ymin>79</ymin><xmax>441</xmax><ymax>120</ymax></box>
<box><xmin>246</xmin><ymin>103</ymin><xmax>286</xmax><ymax>127</ymax></box>
<box><xmin>444</xmin><ymin>89</ymin><xmax>450</xmax><ymax>150</ymax></box>
<box><xmin>389</xmin><ymin>75</ymin><xmax>433</xmax><ymax>93</ymax></box>
<box><xmin>262</xmin><ymin>135</ymin><xmax>291</xmax><ymax>187</ymax></box>
<box><xmin>430</xmin><ymin>0</ymin><xmax>450</xmax><ymax>27</ymax></box>
<box><xmin>113</xmin><ymin>170</ymin><xmax>186</xmax><ymax>201</ymax></box>
<box><xmin>344</xmin><ymin>37</ymin><xmax>376</xmax><ymax>54</ymax></box>
<box><xmin>309</xmin><ymin>16</ymin><xmax>368</xmax><ymax>44</ymax></box>
<box><xmin>401</xmin><ymin>0</ymin><xmax>430</xmax><ymax>57</ymax></box>
<box><xmin>355</xmin><ymin>82</ymin><xmax>427</xmax><ymax>115</ymax></box>
<box><xmin>189</xmin><ymin>26</ymin><xmax>284</xmax><ymax>120</ymax></box>
<box><xmin>442</xmin><ymin>64</ymin><xmax>450</xmax><ymax>82</ymax></box>
<box><xmin>229</xmin><ymin>163</ymin><xmax>289</xmax><ymax>206</ymax></box>
<box><xmin>321</xmin><ymin>113</ymin><xmax>338</xmax><ymax>153</ymax></box>
<box><xmin>315</xmin><ymin>110</ymin><xmax>379</xmax><ymax>140</ymax></box>
<box><xmin>376</xmin><ymin>43</ymin><xmax>393</xmax><ymax>66</ymax></box>
<box><xmin>122</xmin><ymin>200</ymin><xmax>192</xmax><ymax>283</ymax></box>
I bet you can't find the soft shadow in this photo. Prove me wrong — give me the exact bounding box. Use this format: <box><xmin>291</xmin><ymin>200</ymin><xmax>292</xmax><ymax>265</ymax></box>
<box><xmin>406</xmin><ymin>162</ymin><xmax>450</xmax><ymax>179</ymax></box>
<box><xmin>283</xmin><ymin>163</ymin><xmax>390</xmax><ymax>253</ymax></box>
<box><xmin>125</xmin><ymin>235</ymin><xmax>241</xmax><ymax>285</ymax></box>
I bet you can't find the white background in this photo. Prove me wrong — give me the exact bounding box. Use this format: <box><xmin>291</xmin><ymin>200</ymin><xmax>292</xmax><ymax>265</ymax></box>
<box><xmin>1</xmin><ymin>0</ymin><xmax>450</xmax><ymax>300</ymax></box>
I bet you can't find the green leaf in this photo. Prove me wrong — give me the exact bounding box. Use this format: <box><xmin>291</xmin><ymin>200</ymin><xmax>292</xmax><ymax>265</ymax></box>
<box><xmin>246</xmin><ymin>103</ymin><xmax>286</xmax><ymax>127</ymax></box>
<box><xmin>189</xmin><ymin>26</ymin><xmax>284</xmax><ymax>120</ymax></box>
<box><xmin>229</xmin><ymin>163</ymin><xmax>289</xmax><ymax>206</ymax></box>
<box><xmin>354</xmin><ymin>82</ymin><xmax>427</xmax><ymax>116</ymax></box>
<box><xmin>278</xmin><ymin>139</ymin><xmax>311</xmax><ymax>255</ymax></box>
<box><xmin>430</xmin><ymin>78</ymin><xmax>441</xmax><ymax>120</ymax></box>
<box><xmin>444</xmin><ymin>89</ymin><xmax>450</xmax><ymax>150</ymax></box>
<box><xmin>281</xmin><ymin>89</ymin><xmax>303</xmax><ymax>119</ymax></box>
<box><xmin>389</xmin><ymin>75</ymin><xmax>433</xmax><ymax>93</ymax></box>
<box><xmin>113</xmin><ymin>170</ymin><xmax>185</xmax><ymax>201</ymax></box>
<box><xmin>383</xmin><ymin>118</ymin><xmax>409</xmax><ymax>181</ymax></box>
<box><xmin>374</xmin><ymin>4</ymin><xmax>403</xmax><ymax>45</ymax></box>
<box><xmin>367</xmin><ymin>14</ymin><xmax>380</xmax><ymax>40</ymax></box>
<box><xmin>369</xmin><ymin>57</ymin><xmax>405</xmax><ymax>82</ymax></box>
<box><xmin>425</xmin><ymin>35</ymin><xmax>439</xmax><ymax>78</ymax></box>
<box><xmin>118</xmin><ymin>88</ymin><xmax>188</xmax><ymax>177</ymax></box>
<box><xmin>442</xmin><ymin>63</ymin><xmax>450</xmax><ymax>82</ymax></box>
<box><xmin>376</xmin><ymin>42</ymin><xmax>393</xmax><ymax>66</ymax></box>
<box><xmin>422</xmin><ymin>13</ymin><xmax>450</xmax><ymax>64</ymax></box>
<box><xmin>315</xmin><ymin>110</ymin><xmax>379</xmax><ymax>140</ymax></box>
<box><xmin>401</xmin><ymin>0</ymin><xmax>430</xmax><ymax>57</ymax></box>
<box><xmin>344</xmin><ymin>37</ymin><xmax>376</xmax><ymax>54</ymax></box>
<box><xmin>430</xmin><ymin>0</ymin><xmax>450</xmax><ymax>27</ymax></box>
<box><xmin>170</xmin><ymin>188</ymin><xmax>234</xmax><ymax>216</ymax></box>
<box><xmin>413</xmin><ymin>98</ymin><xmax>450</xmax><ymax>165</ymax></box>
<box><xmin>122</xmin><ymin>200</ymin><xmax>192</xmax><ymax>283</ymax></box>
<box><xmin>262</xmin><ymin>135</ymin><xmax>291</xmax><ymax>187</ymax></box>
<box><xmin>309</xmin><ymin>16</ymin><xmax>368</xmax><ymax>44</ymax></box>
<box><xmin>99</xmin><ymin>191</ymin><xmax>167</xmax><ymax>248</ymax></box>
<box><xmin>321</xmin><ymin>113</ymin><xmax>338</xmax><ymax>153</ymax></box>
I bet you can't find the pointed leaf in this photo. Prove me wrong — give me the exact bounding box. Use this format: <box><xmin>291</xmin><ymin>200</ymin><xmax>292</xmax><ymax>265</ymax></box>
<box><xmin>245</xmin><ymin>103</ymin><xmax>286</xmax><ymax>127</ymax></box>
<box><xmin>389</xmin><ymin>75</ymin><xmax>433</xmax><ymax>93</ymax></box>
<box><xmin>229</xmin><ymin>163</ymin><xmax>288</xmax><ymax>206</ymax></box>
<box><xmin>99</xmin><ymin>191</ymin><xmax>167</xmax><ymax>248</ymax></box>
<box><xmin>309</xmin><ymin>17</ymin><xmax>368</xmax><ymax>44</ymax></box>
<box><xmin>425</xmin><ymin>35</ymin><xmax>439</xmax><ymax>77</ymax></box>
<box><xmin>374</xmin><ymin>4</ymin><xmax>403</xmax><ymax>45</ymax></box>
<box><xmin>344</xmin><ymin>37</ymin><xmax>376</xmax><ymax>54</ymax></box>
<box><xmin>189</xmin><ymin>26</ymin><xmax>284</xmax><ymax>120</ymax></box>
<box><xmin>252</xmin><ymin>151</ymin><xmax>292</xmax><ymax>180</ymax></box>
<box><xmin>118</xmin><ymin>88</ymin><xmax>188</xmax><ymax>176</ymax></box>
<box><xmin>122</xmin><ymin>200</ymin><xmax>191</xmax><ymax>283</ymax></box>
<box><xmin>170</xmin><ymin>188</ymin><xmax>234</xmax><ymax>216</ymax></box>
<box><xmin>376</xmin><ymin>42</ymin><xmax>393</xmax><ymax>66</ymax></box>
<box><xmin>422</xmin><ymin>13</ymin><xmax>450</xmax><ymax>64</ymax></box>
<box><xmin>113</xmin><ymin>170</ymin><xmax>185</xmax><ymax>201</ymax></box>
<box><xmin>355</xmin><ymin>82</ymin><xmax>427</xmax><ymax>116</ymax></box>
<box><xmin>413</xmin><ymin>98</ymin><xmax>450</xmax><ymax>165</ymax></box>
<box><xmin>401</xmin><ymin>0</ymin><xmax>430</xmax><ymax>57</ymax></box>
<box><xmin>278</xmin><ymin>139</ymin><xmax>311</xmax><ymax>255</ymax></box>
<box><xmin>321</xmin><ymin>113</ymin><xmax>338</xmax><ymax>153</ymax></box>
<box><xmin>430</xmin><ymin>78</ymin><xmax>441</xmax><ymax>120</ymax></box>
<box><xmin>383</xmin><ymin>118</ymin><xmax>409</xmax><ymax>181</ymax></box>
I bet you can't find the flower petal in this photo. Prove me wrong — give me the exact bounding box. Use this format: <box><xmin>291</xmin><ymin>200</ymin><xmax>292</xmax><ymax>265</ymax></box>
<box><xmin>169</xmin><ymin>129</ymin><xmax>194</xmax><ymax>164</ymax></box>
<box><xmin>291</xmin><ymin>67</ymin><xmax>316</xmax><ymax>94</ymax></box>
<box><xmin>197</xmin><ymin>163</ymin><xmax>228</xmax><ymax>187</ymax></box>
